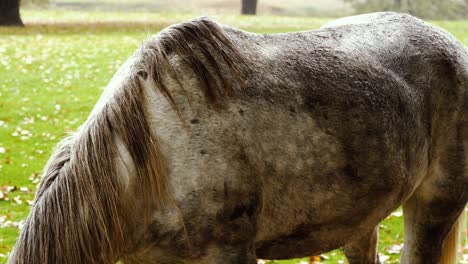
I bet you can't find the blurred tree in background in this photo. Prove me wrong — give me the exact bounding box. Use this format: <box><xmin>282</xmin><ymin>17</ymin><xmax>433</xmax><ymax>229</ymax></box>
<box><xmin>241</xmin><ymin>0</ymin><xmax>258</xmax><ymax>15</ymax></box>
<box><xmin>0</xmin><ymin>0</ymin><xmax>48</xmax><ymax>26</ymax></box>
<box><xmin>0</xmin><ymin>0</ymin><xmax>23</xmax><ymax>26</ymax></box>
<box><xmin>344</xmin><ymin>0</ymin><xmax>468</xmax><ymax>19</ymax></box>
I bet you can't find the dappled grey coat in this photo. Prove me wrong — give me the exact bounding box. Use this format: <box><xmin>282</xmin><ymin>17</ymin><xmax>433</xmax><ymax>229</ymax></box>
<box><xmin>9</xmin><ymin>12</ymin><xmax>468</xmax><ymax>264</ymax></box>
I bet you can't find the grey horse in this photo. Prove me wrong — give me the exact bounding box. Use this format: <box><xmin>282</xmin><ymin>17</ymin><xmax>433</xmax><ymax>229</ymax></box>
<box><xmin>9</xmin><ymin>12</ymin><xmax>467</xmax><ymax>264</ymax></box>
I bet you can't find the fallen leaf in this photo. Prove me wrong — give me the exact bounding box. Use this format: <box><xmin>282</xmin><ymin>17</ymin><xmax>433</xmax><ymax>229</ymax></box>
<box><xmin>5</xmin><ymin>186</ymin><xmax>16</xmax><ymax>192</ymax></box>
<box><xmin>387</xmin><ymin>243</ymin><xmax>403</xmax><ymax>254</ymax></box>
<box><xmin>391</xmin><ymin>211</ymin><xmax>403</xmax><ymax>217</ymax></box>
<box><xmin>13</xmin><ymin>196</ymin><xmax>22</xmax><ymax>204</ymax></box>
<box><xmin>309</xmin><ymin>255</ymin><xmax>321</xmax><ymax>263</ymax></box>
<box><xmin>379</xmin><ymin>254</ymin><xmax>390</xmax><ymax>262</ymax></box>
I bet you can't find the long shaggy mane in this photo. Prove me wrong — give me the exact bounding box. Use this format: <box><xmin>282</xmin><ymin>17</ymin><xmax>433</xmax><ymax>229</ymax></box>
<box><xmin>9</xmin><ymin>17</ymin><xmax>245</xmax><ymax>263</ymax></box>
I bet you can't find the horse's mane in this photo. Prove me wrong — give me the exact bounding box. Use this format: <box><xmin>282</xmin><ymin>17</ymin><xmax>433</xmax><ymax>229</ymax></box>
<box><xmin>137</xmin><ymin>17</ymin><xmax>245</xmax><ymax>107</ymax></box>
<box><xmin>9</xmin><ymin>18</ymin><xmax>245</xmax><ymax>263</ymax></box>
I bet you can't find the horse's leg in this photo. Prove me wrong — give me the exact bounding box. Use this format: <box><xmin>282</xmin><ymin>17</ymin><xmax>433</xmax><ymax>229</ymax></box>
<box><xmin>343</xmin><ymin>225</ymin><xmax>380</xmax><ymax>264</ymax></box>
<box><xmin>401</xmin><ymin>194</ymin><xmax>465</xmax><ymax>264</ymax></box>
<box><xmin>401</xmin><ymin>141</ymin><xmax>467</xmax><ymax>264</ymax></box>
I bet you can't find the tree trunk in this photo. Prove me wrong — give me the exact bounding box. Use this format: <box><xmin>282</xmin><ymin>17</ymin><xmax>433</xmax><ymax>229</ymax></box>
<box><xmin>0</xmin><ymin>0</ymin><xmax>24</xmax><ymax>26</ymax></box>
<box><xmin>241</xmin><ymin>0</ymin><xmax>258</xmax><ymax>15</ymax></box>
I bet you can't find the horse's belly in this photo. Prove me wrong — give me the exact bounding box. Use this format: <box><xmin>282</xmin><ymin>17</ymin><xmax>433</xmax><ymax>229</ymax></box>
<box><xmin>253</xmin><ymin>191</ymin><xmax>397</xmax><ymax>259</ymax></box>
<box><xmin>248</xmin><ymin>123</ymin><xmax>420</xmax><ymax>259</ymax></box>
<box><xmin>252</xmin><ymin>154</ymin><xmax>427</xmax><ymax>260</ymax></box>
<box><xmin>255</xmin><ymin>228</ymin><xmax>350</xmax><ymax>259</ymax></box>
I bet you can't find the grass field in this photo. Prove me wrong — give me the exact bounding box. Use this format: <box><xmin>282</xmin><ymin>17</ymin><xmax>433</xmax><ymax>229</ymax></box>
<box><xmin>47</xmin><ymin>0</ymin><xmax>352</xmax><ymax>17</ymax></box>
<box><xmin>0</xmin><ymin>10</ymin><xmax>467</xmax><ymax>263</ymax></box>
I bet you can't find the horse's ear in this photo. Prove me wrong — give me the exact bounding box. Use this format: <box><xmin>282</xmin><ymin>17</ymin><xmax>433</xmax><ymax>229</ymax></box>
<box><xmin>137</xmin><ymin>70</ymin><xmax>148</xmax><ymax>80</ymax></box>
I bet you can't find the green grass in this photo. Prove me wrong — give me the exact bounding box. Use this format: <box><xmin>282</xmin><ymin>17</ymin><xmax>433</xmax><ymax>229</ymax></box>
<box><xmin>0</xmin><ymin>10</ymin><xmax>467</xmax><ymax>263</ymax></box>
<box><xmin>41</xmin><ymin>0</ymin><xmax>352</xmax><ymax>17</ymax></box>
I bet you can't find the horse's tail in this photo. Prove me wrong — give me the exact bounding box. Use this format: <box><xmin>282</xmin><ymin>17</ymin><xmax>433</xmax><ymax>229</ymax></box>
<box><xmin>440</xmin><ymin>208</ymin><xmax>466</xmax><ymax>264</ymax></box>
<box><xmin>440</xmin><ymin>45</ymin><xmax>468</xmax><ymax>263</ymax></box>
